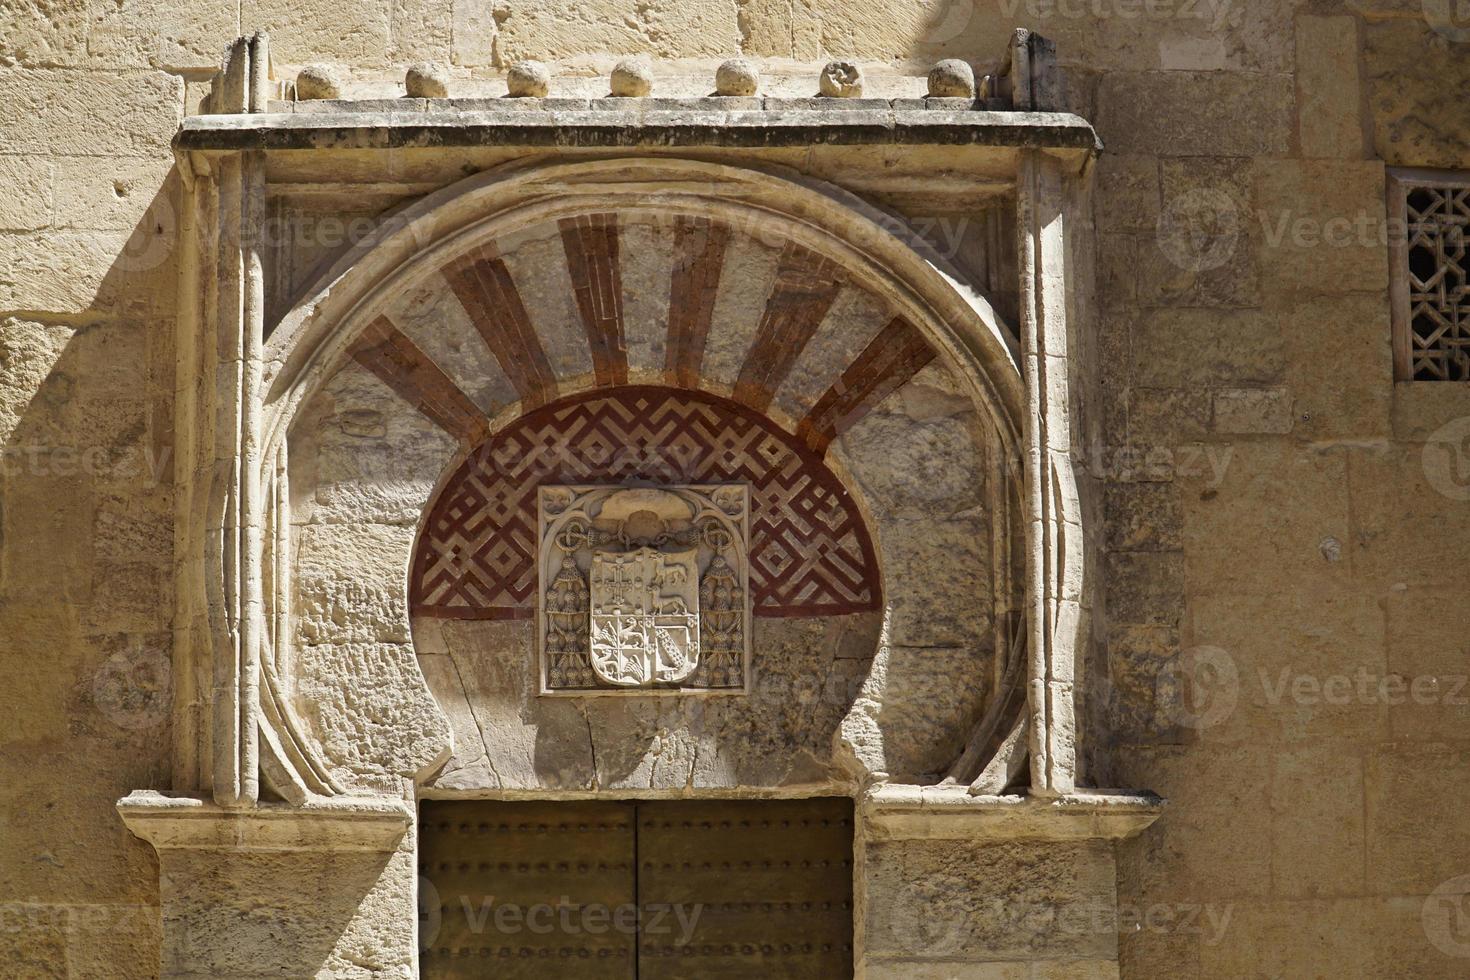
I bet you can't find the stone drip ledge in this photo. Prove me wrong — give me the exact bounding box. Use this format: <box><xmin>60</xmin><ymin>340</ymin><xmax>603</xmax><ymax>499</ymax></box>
<box><xmin>862</xmin><ymin>787</ymin><xmax>1165</xmax><ymax>842</ymax></box>
<box><xmin>117</xmin><ymin>790</ymin><xmax>411</xmax><ymax>852</ymax></box>
<box><xmin>175</xmin><ymin>105</ymin><xmax>1101</xmax><ymax>154</ymax></box>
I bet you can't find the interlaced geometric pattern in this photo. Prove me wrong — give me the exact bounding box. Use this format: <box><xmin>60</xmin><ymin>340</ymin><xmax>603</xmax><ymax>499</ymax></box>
<box><xmin>1406</xmin><ymin>184</ymin><xmax>1470</xmax><ymax>380</ymax></box>
<box><xmin>412</xmin><ymin>386</ymin><xmax>880</xmax><ymax>620</ymax></box>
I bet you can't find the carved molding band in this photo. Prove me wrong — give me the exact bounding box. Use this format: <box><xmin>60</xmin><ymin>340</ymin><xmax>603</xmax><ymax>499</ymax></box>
<box><xmin>411</xmin><ymin>386</ymin><xmax>880</xmax><ymax>621</ymax></box>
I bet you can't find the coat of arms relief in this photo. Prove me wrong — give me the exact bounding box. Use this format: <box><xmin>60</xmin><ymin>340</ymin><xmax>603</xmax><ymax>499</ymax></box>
<box><xmin>538</xmin><ymin>485</ymin><xmax>750</xmax><ymax>693</ymax></box>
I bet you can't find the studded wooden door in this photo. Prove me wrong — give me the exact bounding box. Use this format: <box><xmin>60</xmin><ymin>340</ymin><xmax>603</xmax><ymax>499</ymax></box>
<box><xmin>635</xmin><ymin>798</ymin><xmax>854</xmax><ymax>979</ymax></box>
<box><xmin>419</xmin><ymin>800</ymin><xmax>638</xmax><ymax>978</ymax></box>
<box><xmin>419</xmin><ymin>798</ymin><xmax>854</xmax><ymax>979</ymax></box>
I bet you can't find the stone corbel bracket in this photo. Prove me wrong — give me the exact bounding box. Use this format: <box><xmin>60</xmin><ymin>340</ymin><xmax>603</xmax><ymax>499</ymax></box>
<box><xmin>118</xmin><ymin>790</ymin><xmax>412</xmax><ymax>977</ymax></box>
<box><xmin>863</xmin><ymin>785</ymin><xmax>1164</xmax><ymax>842</ymax></box>
<box><xmin>117</xmin><ymin>790</ymin><xmax>411</xmax><ymax>852</ymax></box>
<box><xmin>857</xmin><ymin>785</ymin><xmax>1165</xmax><ymax>971</ymax></box>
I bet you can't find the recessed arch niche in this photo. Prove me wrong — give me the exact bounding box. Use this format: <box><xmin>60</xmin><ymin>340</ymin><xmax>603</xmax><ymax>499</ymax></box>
<box><xmin>260</xmin><ymin>157</ymin><xmax>1028</xmax><ymax>801</ymax></box>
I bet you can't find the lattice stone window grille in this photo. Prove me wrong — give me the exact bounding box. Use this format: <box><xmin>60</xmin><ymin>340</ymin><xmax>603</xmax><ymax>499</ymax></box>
<box><xmin>1390</xmin><ymin>170</ymin><xmax>1470</xmax><ymax>381</ymax></box>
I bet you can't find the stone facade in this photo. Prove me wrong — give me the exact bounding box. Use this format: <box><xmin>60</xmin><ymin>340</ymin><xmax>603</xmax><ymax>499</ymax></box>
<box><xmin>1</xmin><ymin>3</ymin><xmax>1467</xmax><ymax>978</ymax></box>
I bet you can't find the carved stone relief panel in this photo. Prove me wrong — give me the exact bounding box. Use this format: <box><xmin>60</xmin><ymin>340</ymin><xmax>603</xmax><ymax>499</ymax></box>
<box><xmin>538</xmin><ymin>484</ymin><xmax>750</xmax><ymax>694</ymax></box>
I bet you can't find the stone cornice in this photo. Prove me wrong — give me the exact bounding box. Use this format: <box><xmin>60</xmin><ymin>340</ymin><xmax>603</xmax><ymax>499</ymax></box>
<box><xmin>861</xmin><ymin>787</ymin><xmax>1165</xmax><ymax>842</ymax></box>
<box><xmin>117</xmin><ymin>790</ymin><xmax>412</xmax><ymax>852</ymax></box>
<box><xmin>173</xmin><ymin>102</ymin><xmax>1102</xmax><ymax>155</ymax></box>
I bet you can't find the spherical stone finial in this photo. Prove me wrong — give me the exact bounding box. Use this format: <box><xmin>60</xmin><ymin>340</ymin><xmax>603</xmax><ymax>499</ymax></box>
<box><xmin>610</xmin><ymin>58</ymin><xmax>654</xmax><ymax>97</ymax></box>
<box><xmin>927</xmin><ymin>58</ymin><xmax>976</xmax><ymax>99</ymax></box>
<box><xmin>715</xmin><ymin>58</ymin><xmax>759</xmax><ymax>96</ymax></box>
<box><xmin>929</xmin><ymin>58</ymin><xmax>976</xmax><ymax>99</ymax></box>
<box><xmin>819</xmin><ymin>60</ymin><xmax>863</xmax><ymax>98</ymax></box>
<box><xmin>295</xmin><ymin>64</ymin><xmax>342</xmax><ymax>101</ymax></box>
<box><xmin>405</xmin><ymin>61</ymin><xmax>450</xmax><ymax>98</ymax></box>
<box><xmin>506</xmin><ymin>60</ymin><xmax>551</xmax><ymax>98</ymax></box>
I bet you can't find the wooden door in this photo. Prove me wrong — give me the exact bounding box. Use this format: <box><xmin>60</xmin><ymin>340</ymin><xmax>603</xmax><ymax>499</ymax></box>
<box><xmin>636</xmin><ymin>798</ymin><xmax>855</xmax><ymax>979</ymax></box>
<box><xmin>419</xmin><ymin>798</ymin><xmax>853</xmax><ymax>980</ymax></box>
<box><xmin>419</xmin><ymin>800</ymin><xmax>638</xmax><ymax>979</ymax></box>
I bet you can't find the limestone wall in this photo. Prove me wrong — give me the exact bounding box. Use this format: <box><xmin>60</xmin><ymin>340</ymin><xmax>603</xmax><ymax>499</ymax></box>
<box><xmin>2</xmin><ymin>1</ymin><xmax>1468</xmax><ymax>976</ymax></box>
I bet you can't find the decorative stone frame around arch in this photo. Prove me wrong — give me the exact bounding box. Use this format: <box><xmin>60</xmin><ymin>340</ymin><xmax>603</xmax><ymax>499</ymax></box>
<box><xmin>119</xmin><ymin>36</ymin><xmax>1161</xmax><ymax>978</ymax></box>
<box><xmin>240</xmin><ymin>153</ymin><xmax>1044</xmax><ymax>805</ymax></box>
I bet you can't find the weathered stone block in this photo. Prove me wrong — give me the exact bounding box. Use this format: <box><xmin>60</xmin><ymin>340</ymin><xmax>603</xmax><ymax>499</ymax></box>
<box><xmin>878</xmin><ymin>644</ymin><xmax>994</xmax><ymax>782</ymax></box>
<box><xmin>156</xmin><ymin>832</ymin><xmax>415</xmax><ymax>976</ymax></box>
<box><xmin>863</xmin><ymin>838</ymin><xmax>1117</xmax><ymax>961</ymax></box>
<box><xmin>450</xmin><ymin>0</ymin><xmax>498</xmax><ymax>67</ymax></box>
<box><xmin>0</xmin><ymin>317</ymin><xmax>72</xmax><ymax>442</ymax></box>
<box><xmin>0</xmin><ymin>69</ymin><xmax>182</xmax><ymax>156</ymax></box>
<box><xmin>2</xmin><ymin>474</ymin><xmax>96</xmax><ymax>604</ymax></box>
<box><xmin>1119</xmin><ymin>923</ymin><xmax>1199</xmax><ymax>980</ymax></box>
<box><xmin>0</xmin><ymin>905</ymin><xmax>67</xmax><ymax>979</ymax></box>
<box><xmin>1131</xmin><ymin>308</ymin><xmax>1284</xmax><ymax>388</ymax></box>
<box><xmin>296</xmin><ymin>641</ymin><xmax>451</xmax><ymax>784</ymax></box>
<box><xmin>1212</xmin><ymin>386</ymin><xmax>1294</xmax><ymax>435</ymax></box>
<box><xmin>1115</xmin><ymin>745</ymin><xmax>1270</xmax><ymax>901</ymax></box>
<box><xmin>876</xmin><ymin>516</ymin><xmax>992</xmax><ymax>647</ymax></box>
<box><xmin>424</xmin><ymin>613</ymin><xmax>872</xmax><ymax>793</ymax></box>
<box><xmin>1281</xmin><ymin>290</ymin><xmax>1392</xmax><ymax>440</ymax></box>
<box><xmin>0</xmin><ymin>0</ymin><xmax>88</xmax><ymax>66</ymax></box>
<box><xmin>1126</xmin><ymin>387</ymin><xmax>1211</xmax><ymax>446</ymax></box>
<box><xmin>1197</xmin><ymin>898</ymin><xmax>1372</xmax><ymax>977</ymax></box>
<box><xmin>1347</xmin><ymin>444</ymin><xmax>1470</xmax><ymax>593</ymax></box>
<box><xmin>1104</xmin><ymin>482</ymin><xmax>1182</xmax><ymax>553</ymax></box>
<box><xmin>1185</xmin><ymin>589</ymin><xmax>1386</xmax><ymax>746</ymax></box>
<box><xmin>1095</xmin><ymin>231</ymin><xmax>1138</xmax><ymax>314</ymax></box>
<box><xmin>491</xmin><ymin>0</ymin><xmax>741</xmax><ymax>62</ymax></box>
<box><xmin>1390</xmin><ymin>382</ymin><xmax>1470</xmax><ymax>442</ymax></box>
<box><xmin>239</xmin><ymin>0</ymin><xmax>392</xmax><ymax>63</ymax></box>
<box><xmin>1365</xmin><ymin>18</ymin><xmax>1470</xmax><ymax>168</ymax></box>
<box><xmin>0</xmin><ymin>743</ymin><xmax>165</xmax><ymax>905</ymax></box>
<box><xmin>389</xmin><ymin>0</ymin><xmax>454</xmax><ymax>62</ymax></box>
<box><xmin>837</xmin><ymin>403</ymin><xmax>985</xmax><ymax>519</ymax></box>
<box><xmin>1363</xmin><ymin>892</ymin><xmax>1470</xmax><ymax>976</ymax></box>
<box><xmin>0</xmin><ymin>229</ymin><xmax>175</xmax><ymax>315</ymax></box>
<box><xmin>1096</xmin><ymin>71</ymin><xmax>1292</xmax><ymax>157</ymax></box>
<box><xmin>1254</xmin><ymin>159</ymin><xmax>1389</xmax><ymax>299</ymax></box>
<box><xmin>1104</xmin><ymin>552</ymin><xmax>1183</xmax><ymax>628</ymax></box>
<box><xmin>1180</xmin><ymin>444</ymin><xmax>1350</xmax><ymax>598</ymax></box>
<box><xmin>1270</xmin><ymin>746</ymin><xmax>1365</xmax><ymax>899</ymax></box>
<box><xmin>0</xmin><ymin>156</ymin><xmax>53</xmax><ymax>231</ymax></box>
<box><xmin>1296</xmin><ymin>15</ymin><xmax>1366</xmax><ymax>160</ymax></box>
<box><xmin>1093</xmin><ymin>154</ymin><xmax>1159</xmax><ymax>234</ymax></box>
<box><xmin>290</xmin><ymin>363</ymin><xmax>456</xmax><ymax>527</ymax></box>
<box><xmin>295</xmin><ymin>523</ymin><xmax>416</xmax><ymax>645</ymax></box>
<box><xmin>1143</xmin><ymin>156</ymin><xmax>1260</xmax><ymax>309</ymax></box>
<box><xmin>1106</xmin><ymin>623</ymin><xmax>1183</xmax><ymax>744</ymax></box>
<box><xmin>85</xmin><ymin>560</ymin><xmax>165</xmax><ymax>632</ymax></box>
<box><xmin>1383</xmin><ymin>587</ymin><xmax>1470</xmax><ymax>742</ymax></box>
<box><xmin>52</xmin><ymin>158</ymin><xmax>175</xmax><ymax>231</ymax></box>
<box><xmin>86</xmin><ymin>0</ymin><xmax>239</xmax><ymax>68</ymax></box>
<box><xmin>63</xmin><ymin>903</ymin><xmax>162</xmax><ymax>980</ymax></box>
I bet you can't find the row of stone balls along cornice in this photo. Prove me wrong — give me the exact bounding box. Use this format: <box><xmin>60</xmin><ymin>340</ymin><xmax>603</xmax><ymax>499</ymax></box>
<box><xmin>293</xmin><ymin>58</ymin><xmax>981</xmax><ymax>102</ymax></box>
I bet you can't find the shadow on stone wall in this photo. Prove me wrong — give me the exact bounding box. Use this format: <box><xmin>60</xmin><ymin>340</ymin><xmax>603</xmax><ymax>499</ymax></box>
<box><xmin>2</xmin><ymin>169</ymin><xmax>182</xmax><ymax>970</ymax></box>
